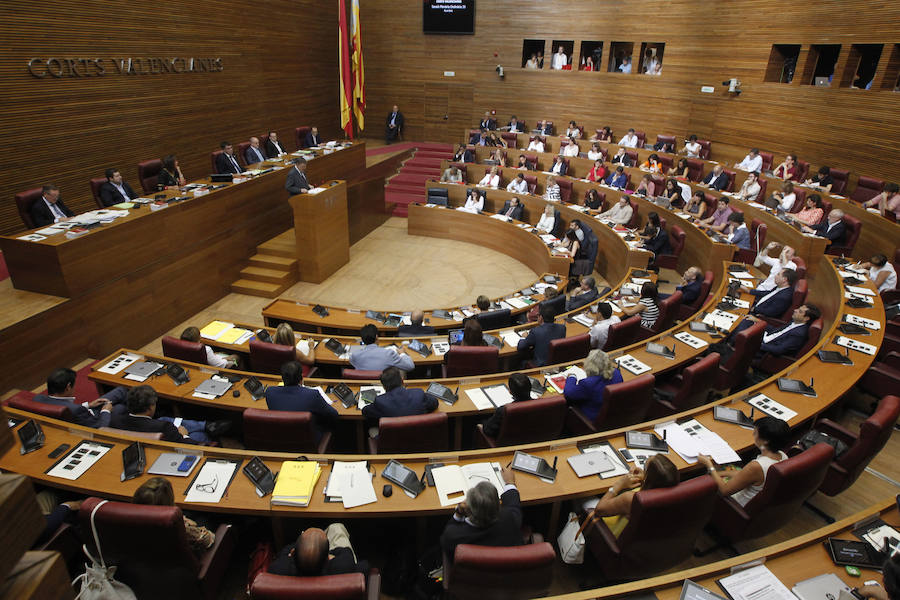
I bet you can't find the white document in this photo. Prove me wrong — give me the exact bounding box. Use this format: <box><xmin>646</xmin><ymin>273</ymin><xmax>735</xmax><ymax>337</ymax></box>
<box><xmin>296</xmin><ymin>339</ymin><xmax>311</xmax><ymax>354</ymax></box>
<box><xmin>47</xmin><ymin>441</ymin><xmax>111</xmax><ymax>481</ymax></box>
<box><xmin>483</xmin><ymin>384</ymin><xmax>514</xmax><ymax>407</ymax></box>
<box><xmin>845</xmin><ymin>285</ymin><xmax>875</xmax><ymax>297</ymax></box>
<box><xmin>431</xmin><ymin>462</ymin><xmax>504</xmax><ymax>507</ymax></box>
<box><xmin>679</xmin><ymin>419</ymin><xmax>741</xmax><ymax>464</ymax></box>
<box><xmin>654</xmin><ymin>422</ymin><xmax>702</xmax><ymax>463</ymax></box>
<box><xmin>863</xmin><ymin>524</ymin><xmax>900</xmax><ymax>551</ymax></box>
<box><xmin>674</xmin><ymin>331</ymin><xmax>708</xmax><ymax>349</ymax></box>
<box><xmin>615</xmin><ymin>354</ymin><xmax>651</xmax><ymax>375</ymax></box>
<box><xmin>325</xmin><ymin>461</ymin><xmax>377</xmax><ymax>508</ymax></box>
<box><xmin>185</xmin><ymin>460</ymin><xmax>238</xmax><ymax>504</ymax></box>
<box><xmin>631</xmin><ymin>277</ymin><xmax>652</xmax><ymax>285</ymax></box>
<box><xmin>17</xmin><ymin>233</ymin><xmax>46</xmax><ymax>241</ymax></box>
<box><xmin>834</xmin><ymin>335</ymin><xmax>877</xmax><ymax>356</ymax></box>
<box><xmin>500</xmin><ymin>330</ymin><xmax>523</xmax><ymax>347</ymax></box>
<box><xmin>465</xmin><ymin>388</ymin><xmax>494</xmax><ymax>410</ymax></box>
<box><xmin>746</xmin><ymin>393</ymin><xmax>797</xmax><ymax>421</ymax></box>
<box><xmin>572</xmin><ymin>313</ymin><xmax>595</xmax><ymax>328</ymax></box>
<box><xmin>729</xmin><ymin>277</ymin><xmax>754</xmax><ymax>288</ymax></box>
<box><xmin>730</xmin><ymin>298</ymin><xmax>751</xmax><ymax>309</ymax></box>
<box><xmin>36</xmin><ymin>226</ymin><xmax>65</xmax><ymax>235</ymax></box>
<box><xmin>97</xmin><ymin>353</ymin><xmax>139</xmax><ymax>375</ymax></box>
<box><xmin>703</xmin><ymin>309</ymin><xmax>740</xmax><ymax>331</ymax></box>
<box><xmin>716</xmin><ymin>565</ymin><xmax>796</xmax><ymax>600</ymax></box>
<box><xmin>729</xmin><ymin>271</ymin><xmax>754</xmax><ymax>279</ymax></box>
<box><xmin>505</xmin><ymin>297</ymin><xmax>533</xmax><ymax>309</ymax></box>
<box><xmin>845</xmin><ymin>314</ymin><xmax>881</xmax><ymax>330</ymax></box>
<box><xmin>357</xmin><ymin>385</ymin><xmax>385</xmax><ymax>409</ymax></box>
<box><xmin>431</xmin><ymin>340</ymin><xmax>450</xmax><ymax>356</ymax></box>
<box><xmin>577</xmin><ymin>445</ymin><xmax>630</xmax><ymax>479</ymax></box>
<box><xmin>307</xmin><ymin>187</ymin><xmax>327</xmax><ymax>195</ymax></box>
<box><xmin>546</xmin><ymin>365</ymin><xmax>587</xmax><ymax>393</ymax></box>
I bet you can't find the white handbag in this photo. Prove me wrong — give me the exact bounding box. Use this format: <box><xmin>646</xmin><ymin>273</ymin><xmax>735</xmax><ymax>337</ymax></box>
<box><xmin>72</xmin><ymin>500</ymin><xmax>137</xmax><ymax>600</ymax></box>
<box><xmin>557</xmin><ymin>510</ymin><xmax>598</xmax><ymax>565</ymax></box>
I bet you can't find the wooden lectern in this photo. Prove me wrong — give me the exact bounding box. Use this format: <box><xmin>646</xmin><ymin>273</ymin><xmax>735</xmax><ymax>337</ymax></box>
<box><xmin>288</xmin><ymin>180</ymin><xmax>350</xmax><ymax>283</ymax></box>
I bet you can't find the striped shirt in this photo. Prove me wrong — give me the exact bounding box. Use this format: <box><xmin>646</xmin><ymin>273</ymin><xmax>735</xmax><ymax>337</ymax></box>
<box><xmin>638</xmin><ymin>297</ymin><xmax>660</xmax><ymax>328</ymax></box>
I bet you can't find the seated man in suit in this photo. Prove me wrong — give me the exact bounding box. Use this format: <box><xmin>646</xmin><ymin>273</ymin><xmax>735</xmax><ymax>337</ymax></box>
<box><xmin>385</xmin><ymin>105</ymin><xmax>404</xmax><ymax>144</ymax></box>
<box><xmin>453</xmin><ymin>144</ymin><xmax>474</xmax><ymax>163</ymax></box>
<box><xmin>745</xmin><ymin>268</ymin><xmax>798</xmax><ymax>318</ymax></box>
<box><xmin>699</xmin><ymin>164</ymin><xmax>729</xmax><ymax>191</ymax></box>
<box><xmin>479</xmin><ymin>111</ymin><xmax>497</xmax><ymax>130</ymax></box>
<box><xmin>675</xmin><ymin>267</ymin><xmax>703</xmax><ymax>305</ymax></box>
<box><xmin>285</xmin><ymin>158</ymin><xmax>310</xmax><ymax>196</ymax></box>
<box><xmin>264</xmin><ymin>131</ymin><xmax>286</xmax><ymax>158</ymax></box>
<box><xmin>99</xmin><ymin>168</ymin><xmax>138</xmax><ymax>207</ymax></box>
<box><xmin>566</xmin><ymin>276</ymin><xmax>602</xmax><ymax>311</ymax></box>
<box><xmin>362</xmin><ymin>366</ymin><xmax>437</xmax><ymax>423</ymax></box>
<box><xmin>498</xmin><ymin>196</ymin><xmax>524</xmax><ymax>220</ymax></box>
<box><xmin>398</xmin><ymin>310</ymin><xmax>435</xmax><ymax>337</ymax></box>
<box><xmin>801</xmin><ymin>208</ymin><xmax>846</xmax><ymax>242</ymax></box>
<box><xmin>215</xmin><ymin>141</ymin><xmax>243</xmax><ymax>175</ymax></box>
<box><xmin>30</xmin><ymin>184</ymin><xmax>74</xmax><ymax>227</ymax></box>
<box><xmin>349</xmin><ymin>324</ymin><xmax>415</xmax><ymax>372</ymax></box>
<box><xmin>481</xmin><ymin>373</ymin><xmax>532</xmax><ymax>439</ymax></box>
<box><xmin>440</xmin><ymin>465</ymin><xmax>522</xmax><ymax>563</ymax></box>
<box><xmin>33</xmin><ymin>367</ymin><xmax>127</xmax><ymax>428</ymax></box>
<box><xmin>269</xmin><ymin>524</ymin><xmax>367</xmax><ymax>577</ymax></box>
<box><xmin>265</xmin><ymin>361</ymin><xmax>338</xmax><ymax>438</ymax></box>
<box><xmin>507</xmin><ymin>116</ymin><xmax>523</xmax><ymax>133</ymax></box>
<box><xmin>517</xmin><ymin>304</ymin><xmax>567</xmax><ymax>367</ymax></box>
<box><xmin>506</xmin><ymin>173</ymin><xmax>529</xmax><ymax>195</ymax></box>
<box><xmin>110</xmin><ymin>385</ymin><xmax>226</xmax><ymax>444</ymax></box>
<box><xmin>244</xmin><ymin>137</ymin><xmax>267</xmax><ymax>165</ymax></box>
<box><xmin>757</xmin><ymin>303</ymin><xmax>820</xmax><ymax>356</ymax></box>
<box><xmin>642</xmin><ymin>224</ymin><xmax>671</xmax><ymax>261</ymax></box>
<box><xmin>304</xmin><ymin>127</ymin><xmax>322</xmax><ymax>148</ymax></box>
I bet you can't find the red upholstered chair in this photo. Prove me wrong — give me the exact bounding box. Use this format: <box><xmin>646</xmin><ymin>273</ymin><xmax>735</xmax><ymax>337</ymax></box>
<box><xmin>626</xmin><ymin>197</ymin><xmax>641</xmax><ymax>228</ymax></box>
<box><xmin>686</xmin><ymin>159</ymin><xmax>704</xmax><ymax>182</ymax></box>
<box><xmin>624</xmin><ymin>150</ymin><xmax>639</xmax><ymax>167</ymax></box>
<box><xmin>443</xmin><ymin>346</ymin><xmax>499</xmax><ymax>377</ymax></box>
<box><xmin>715</xmin><ymin>320</ymin><xmax>766</xmax><ymax>392</ymax></box>
<box><xmin>565</xmin><ymin>373</ymin><xmax>656</xmax><ymax>434</ymax></box>
<box><xmin>722</xmin><ymin>169</ymin><xmax>736</xmax><ymax>193</ymax></box>
<box><xmin>251</xmin><ymin>571</ymin><xmax>380</xmax><ymax>600</ymax></box>
<box><xmin>736</xmin><ymin>220</ymin><xmax>766</xmax><ymax>264</ymax></box>
<box><xmin>651</xmin><ymin>353</ymin><xmax>721</xmax><ymax>418</ymax></box>
<box><xmin>710</xmin><ymin>444</ymin><xmax>833</xmax><ymax>544</ymax></box>
<box><xmin>789</xmin><ymin>188</ymin><xmax>808</xmax><ymax>213</ymax></box>
<box><xmin>584</xmin><ymin>476</ymin><xmax>718</xmax><ymax>580</ymax></box>
<box><xmin>826</xmin><ymin>215</ymin><xmax>861</xmax><ymax>256</ymax></box>
<box><xmin>756</xmin><ymin>317</ymin><xmax>823</xmax><ymax>375</ymax></box>
<box><xmin>760</xmin><ymin>279</ymin><xmax>807</xmax><ymax>328</ymax></box>
<box><xmin>547</xmin><ymin>333</ymin><xmax>591</xmax><ymax>365</ymax></box>
<box><xmin>658</xmin><ymin>155</ymin><xmax>674</xmax><ymax>173</ymax></box>
<box><xmin>89</xmin><ymin>177</ymin><xmax>106</xmax><ymax>208</ymax></box>
<box><xmin>641</xmin><ymin>291</ymin><xmax>683</xmax><ymax>336</ymax></box>
<box><xmin>341</xmin><ymin>369</ymin><xmax>382</xmax><ymax>380</ymax></box>
<box><xmin>4</xmin><ymin>390</ymin><xmax>73</xmax><ymax>422</ymax></box>
<box><xmin>652</xmin><ymin>226</ymin><xmax>685</xmax><ymax>270</ymax></box>
<box><xmin>702</xmin><ymin>193</ymin><xmax>718</xmax><ymax>219</ymax></box>
<box><xmin>475</xmin><ymin>395</ymin><xmax>567</xmax><ymax>447</ymax></box>
<box><xmin>829</xmin><ymin>169</ymin><xmax>849</xmax><ymax>196</ymax></box>
<box><xmin>162</xmin><ymin>336</ymin><xmax>208</xmax><ymax>364</ymax></box>
<box><xmin>634</xmin><ymin>131</ymin><xmax>646</xmax><ymax>147</ymax></box>
<box><xmin>15</xmin><ymin>187</ymin><xmax>43</xmax><ymax>229</ymax></box>
<box><xmin>368</xmin><ymin>412</ymin><xmax>449</xmax><ymax>454</ymax></box>
<box><xmin>556</xmin><ymin>178</ymin><xmax>573</xmax><ymax>202</ymax></box>
<box><xmin>603</xmin><ymin>315</ymin><xmax>641</xmax><ymax>351</ymax></box>
<box><xmin>697</xmin><ymin>140</ymin><xmax>711</xmax><ymax>160</ymax></box>
<box><xmin>756</xmin><ymin>178</ymin><xmax>768</xmax><ymax>201</ymax></box>
<box><xmin>137</xmin><ymin>159</ymin><xmax>163</xmax><ymax>194</ymax></box>
<box><xmin>249</xmin><ymin>339</ymin><xmax>296</xmax><ymax>374</ymax></box>
<box><xmin>523</xmin><ymin>174</ymin><xmax>538</xmax><ymax>194</ymax></box>
<box><xmin>583</xmin><ymin>189</ymin><xmax>606</xmax><ymax>210</ymax></box>
<box><xmin>758</xmin><ymin>152</ymin><xmax>774</xmax><ymax>173</ymax></box>
<box><xmin>793</xmin><ymin>160</ymin><xmax>810</xmax><ymax>182</ymax></box>
<box><xmin>78</xmin><ymin>497</ymin><xmax>234</xmax><ymax>600</ymax></box>
<box><xmin>850</xmin><ymin>176</ymin><xmax>885</xmax><ymax>203</ymax></box>
<box><xmin>243</xmin><ymin>408</ymin><xmax>332</xmax><ymax>453</ymax></box>
<box><xmin>820</xmin><ymin>199</ymin><xmax>833</xmax><ymax>224</ymax></box>
<box><xmin>792</xmin><ymin>256</ymin><xmax>807</xmax><ymax>280</ymax></box>
<box><xmin>445</xmin><ymin>542</ymin><xmax>555</xmax><ymax>600</ymax></box>
<box><xmin>655</xmin><ymin>134</ymin><xmax>676</xmax><ymax>152</ymax></box>
<box><xmin>815</xmin><ymin>395</ymin><xmax>900</xmax><ymax>497</ymax></box>
<box><xmin>210</xmin><ymin>149</ymin><xmax>224</xmax><ymax>173</ymax></box>
<box><xmin>859</xmin><ymin>353</ymin><xmax>900</xmax><ymax>400</ymax></box>
<box><xmin>678</xmin><ymin>270</ymin><xmax>714</xmax><ymax>320</ymax></box>
<box><xmin>501</xmin><ymin>132</ymin><xmax>518</xmax><ymax>146</ymax></box>
<box><xmin>522</xmin><ymin>154</ymin><xmax>538</xmax><ymax>169</ymax></box>
<box><xmin>294</xmin><ymin>126</ymin><xmax>312</xmax><ymax>149</ymax></box>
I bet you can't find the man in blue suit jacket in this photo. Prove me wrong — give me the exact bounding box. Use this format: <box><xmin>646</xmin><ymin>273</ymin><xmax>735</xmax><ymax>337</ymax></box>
<box><xmin>748</xmin><ymin>268</ymin><xmax>798</xmax><ymax>318</ymax></box>
<box><xmin>675</xmin><ymin>267</ymin><xmax>704</xmax><ymax>305</ymax></box>
<box><xmin>643</xmin><ymin>225</ymin><xmax>671</xmax><ymax>258</ymax></box>
<box><xmin>801</xmin><ymin>209</ymin><xmax>846</xmax><ymax>242</ymax></box>
<box><xmin>304</xmin><ymin>127</ymin><xmax>322</xmax><ymax>148</ymax></box>
<box><xmin>517</xmin><ymin>305</ymin><xmax>567</xmax><ymax>366</ymax></box>
<box><xmin>759</xmin><ymin>303</ymin><xmax>819</xmax><ymax>356</ymax></box>
<box><xmin>362</xmin><ymin>367</ymin><xmax>437</xmax><ymax>420</ymax></box>
<box><xmin>397</xmin><ymin>310</ymin><xmax>436</xmax><ymax>337</ymax></box>
<box><xmin>566</xmin><ymin>276</ymin><xmax>601</xmax><ymax>312</ymax></box>
<box><xmin>33</xmin><ymin>368</ymin><xmax>127</xmax><ymax>428</ymax></box>
<box><xmin>244</xmin><ymin>137</ymin><xmax>267</xmax><ymax>165</ymax></box>
<box><xmin>266</xmin><ymin>361</ymin><xmax>338</xmax><ymax>436</ymax></box>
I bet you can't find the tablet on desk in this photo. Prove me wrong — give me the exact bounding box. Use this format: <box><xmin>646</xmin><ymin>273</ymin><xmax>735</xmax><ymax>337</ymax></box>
<box><xmin>713</xmin><ymin>406</ymin><xmax>754</xmax><ymax>427</ymax></box>
<box><xmin>825</xmin><ymin>538</ymin><xmax>882</xmax><ymax>569</ymax></box>
<box><xmin>625</xmin><ymin>430</ymin><xmax>668</xmax><ymax>452</ymax></box>
<box><xmin>381</xmin><ymin>459</ymin><xmax>424</xmax><ymax>497</ymax></box>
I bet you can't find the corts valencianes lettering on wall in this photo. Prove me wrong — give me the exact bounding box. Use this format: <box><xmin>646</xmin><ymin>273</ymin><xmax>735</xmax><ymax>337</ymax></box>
<box><xmin>26</xmin><ymin>57</ymin><xmax>224</xmax><ymax>78</ymax></box>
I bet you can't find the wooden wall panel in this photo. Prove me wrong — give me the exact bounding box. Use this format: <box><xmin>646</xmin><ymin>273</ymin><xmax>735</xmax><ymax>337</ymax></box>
<box><xmin>360</xmin><ymin>1</ymin><xmax>900</xmax><ymax>184</ymax></box>
<box><xmin>0</xmin><ymin>0</ymin><xmax>339</xmax><ymax>235</ymax></box>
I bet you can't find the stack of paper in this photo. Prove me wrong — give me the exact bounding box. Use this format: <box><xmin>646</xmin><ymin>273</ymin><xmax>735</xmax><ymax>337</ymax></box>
<box><xmin>717</xmin><ymin>565</ymin><xmax>796</xmax><ymax>600</ymax></box>
<box><xmin>219</xmin><ymin>327</ymin><xmax>253</xmax><ymax>345</ymax></box>
<box><xmin>272</xmin><ymin>461</ymin><xmax>322</xmax><ymax>507</ymax></box>
<box><xmin>572</xmin><ymin>313</ymin><xmax>595</xmax><ymax>327</ymax></box>
<box><xmin>200</xmin><ymin>321</ymin><xmax>234</xmax><ymax>341</ymax></box>
<box><xmin>702</xmin><ymin>310</ymin><xmax>740</xmax><ymax>330</ymax></box>
<box><xmin>746</xmin><ymin>394</ymin><xmax>797</xmax><ymax>421</ymax></box>
<box><xmin>325</xmin><ymin>461</ymin><xmax>377</xmax><ymax>508</ymax></box>
<box><xmin>615</xmin><ymin>354</ymin><xmax>651</xmax><ymax>375</ymax></box>
<box><xmin>431</xmin><ymin>340</ymin><xmax>451</xmax><ymax>356</ymax></box>
<box><xmin>431</xmin><ymin>462</ymin><xmax>504</xmax><ymax>506</ymax></box>
<box><xmin>654</xmin><ymin>419</ymin><xmax>740</xmax><ymax>465</ymax></box>
<box><xmin>506</xmin><ymin>296</ymin><xmax>535</xmax><ymax>309</ymax></box>
<box><xmin>499</xmin><ymin>330</ymin><xmax>523</xmax><ymax>347</ymax></box>
<box><xmin>465</xmin><ymin>384</ymin><xmax>514</xmax><ymax>410</ymax></box>
<box><xmin>674</xmin><ymin>331</ymin><xmax>708</xmax><ymax>349</ymax></box>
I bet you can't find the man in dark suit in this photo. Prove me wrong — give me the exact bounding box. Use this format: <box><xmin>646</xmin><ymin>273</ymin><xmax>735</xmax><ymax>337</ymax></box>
<box><xmin>498</xmin><ymin>197</ymin><xmax>524</xmax><ymax>221</ymax></box>
<box><xmin>33</xmin><ymin>367</ymin><xmax>127</xmax><ymax>428</ymax></box>
<box><xmin>110</xmin><ymin>385</ymin><xmax>220</xmax><ymax>444</ymax></box>
<box><xmin>759</xmin><ymin>303</ymin><xmax>819</xmax><ymax>356</ymax></box>
<box><xmin>747</xmin><ymin>268</ymin><xmax>798</xmax><ymax>318</ymax></box>
<box><xmin>285</xmin><ymin>158</ymin><xmax>310</xmax><ymax>195</ymax></box>
<box><xmin>265</xmin><ymin>131</ymin><xmax>286</xmax><ymax>158</ymax></box>
<box><xmin>440</xmin><ymin>466</ymin><xmax>522</xmax><ymax>563</ymax></box>
<box><xmin>801</xmin><ymin>209</ymin><xmax>847</xmax><ymax>242</ymax></box>
<box><xmin>536</xmin><ymin>120</ymin><xmax>553</xmax><ymax>135</ymax></box>
<box><xmin>385</xmin><ymin>105</ymin><xmax>404</xmax><ymax>144</ymax></box>
<box><xmin>362</xmin><ymin>367</ymin><xmax>437</xmax><ymax>421</ymax></box>
<box><xmin>99</xmin><ymin>169</ymin><xmax>138</xmax><ymax>207</ymax></box>
<box><xmin>265</xmin><ymin>361</ymin><xmax>338</xmax><ymax>437</ymax></box>
<box><xmin>397</xmin><ymin>310</ymin><xmax>435</xmax><ymax>337</ymax></box>
<box><xmin>517</xmin><ymin>304</ymin><xmax>566</xmax><ymax>367</ymax></box>
<box><xmin>700</xmin><ymin>165</ymin><xmax>729</xmax><ymax>191</ymax></box>
<box><xmin>550</xmin><ymin>157</ymin><xmax>568</xmax><ymax>176</ymax></box>
<box><xmin>245</xmin><ymin>137</ymin><xmax>267</xmax><ymax>165</ymax></box>
<box><xmin>507</xmin><ymin>116</ymin><xmax>523</xmax><ymax>133</ymax></box>
<box><xmin>304</xmin><ymin>127</ymin><xmax>322</xmax><ymax>148</ymax></box>
<box><xmin>453</xmin><ymin>144</ymin><xmax>474</xmax><ymax>163</ymax></box>
<box><xmin>566</xmin><ymin>276</ymin><xmax>601</xmax><ymax>311</ymax></box>
<box><xmin>643</xmin><ymin>225</ymin><xmax>671</xmax><ymax>259</ymax></box>
<box><xmin>30</xmin><ymin>184</ymin><xmax>74</xmax><ymax>227</ymax></box>
<box><xmin>481</xmin><ymin>373</ymin><xmax>532</xmax><ymax>438</ymax></box>
<box><xmin>675</xmin><ymin>267</ymin><xmax>704</xmax><ymax>305</ymax></box>
<box><xmin>215</xmin><ymin>141</ymin><xmax>243</xmax><ymax>175</ymax></box>
<box><xmin>479</xmin><ymin>111</ymin><xmax>497</xmax><ymax>130</ymax></box>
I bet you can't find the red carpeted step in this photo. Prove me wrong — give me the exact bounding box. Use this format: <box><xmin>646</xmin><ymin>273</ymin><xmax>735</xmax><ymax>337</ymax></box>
<box><xmin>390</xmin><ymin>174</ymin><xmax>433</xmax><ymax>186</ymax></box>
<box><xmin>415</xmin><ymin>143</ymin><xmax>454</xmax><ymax>152</ymax></box>
<box><xmin>405</xmin><ymin>158</ymin><xmax>444</xmax><ymax>168</ymax></box>
<box><xmin>385</xmin><ymin>183</ymin><xmax>426</xmax><ymax>195</ymax></box>
<box><xmin>402</xmin><ymin>167</ymin><xmax>442</xmax><ymax>177</ymax></box>
<box><xmin>415</xmin><ymin>152</ymin><xmax>453</xmax><ymax>161</ymax></box>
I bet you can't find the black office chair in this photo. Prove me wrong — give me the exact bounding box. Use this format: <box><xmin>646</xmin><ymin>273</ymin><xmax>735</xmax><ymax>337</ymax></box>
<box><xmin>426</xmin><ymin>187</ymin><xmax>449</xmax><ymax>206</ymax></box>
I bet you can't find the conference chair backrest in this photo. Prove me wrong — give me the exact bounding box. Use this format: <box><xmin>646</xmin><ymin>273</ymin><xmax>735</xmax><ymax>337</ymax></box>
<box><xmin>243</xmin><ymin>408</ymin><xmax>323</xmax><ymax>453</ymax></box>
<box><xmin>5</xmin><ymin>391</ymin><xmax>73</xmax><ymax>422</ymax></box>
<box><xmin>557</xmin><ymin>178</ymin><xmax>573</xmax><ymax>203</ymax></box>
<box><xmin>251</xmin><ymin>572</ymin><xmax>368</xmax><ymax>600</ymax></box>
<box><xmin>541</xmin><ymin>294</ymin><xmax>567</xmax><ymax>319</ymax></box>
<box><xmin>341</xmin><ymin>369</ymin><xmax>382</xmax><ymax>380</ymax></box>
<box><xmin>161</xmin><ymin>336</ymin><xmax>208</xmax><ymax>364</ymax></box>
<box><xmin>444</xmin><ymin>346</ymin><xmax>500</xmax><ymax>377</ymax></box>
<box><xmin>15</xmin><ymin>187</ymin><xmax>42</xmax><ymax>229</ymax></box>
<box><xmin>523</xmin><ymin>174</ymin><xmax>538</xmax><ymax>193</ymax></box>
<box><xmin>604</xmin><ymin>315</ymin><xmax>641</xmax><ymax>351</ymax></box>
<box><xmin>594</xmin><ymin>373</ymin><xmax>655</xmax><ymax>430</ymax></box>
<box><xmin>850</xmin><ymin>176</ymin><xmax>884</xmax><ymax>203</ymax></box>
<box><xmin>249</xmin><ymin>339</ymin><xmax>295</xmax><ymax>374</ymax></box>
<box><xmin>792</xmin><ymin>256</ymin><xmax>808</xmax><ymax>280</ymax></box>
<box><xmin>294</xmin><ymin>126</ymin><xmax>312</xmax><ymax>149</ymax></box>
<box><xmin>372</xmin><ymin>412</ymin><xmax>449</xmax><ymax>454</ymax></box>
<box><xmin>426</xmin><ymin>187</ymin><xmax>449</xmax><ymax>206</ymax></box>
<box><xmin>723</xmin><ymin>169</ymin><xmax>736</xmax><ymax>193</ymax></box>
<box><xmin>547</xmin><ymin>333</ymin><xmax>591</xmax><ymax>365</ymax></box>
<box><xmin>449</xmin><ymin>542</ymin><xmax>555</xmax><ymax>599</ymax></box>
<box><xmin>828</xmin><ymin>395</ymin><xmax>900</xmax><ymax>493</ymax></box>
<box><xmin>137</xmin><ymin>159</ymin><xmax>163</xmax><ymax>194</ymax></box>
<box><xmin>476</xmin><ymin>308</ymin><xmax>512</xmax><ymax>330</ymax></box>
<box><xmin>716</xmin><ymin>319</ymin><xmax>766</xmax><ymax>390</ymax></box>
<box><xmin>671</xmin><ymin>352</ymin><xmax>721</xmax><ymax>412</ymax></box>
<box><xmin>494</xmin><ymin>395</ymin><xmax>567</xmax><ymax>446</ymax></box>
<box><xmin>794</xmin><ymin>160</ymin><xmax>810</xmax><ymax>182</ymax></box>
<box><xmin>758</xmin><ymin>152</ymin><xmax>774</xmax><ymax>173</ymax></box>
<box><xmin>634</xmin><ymin>131</ymin><xmax>646</xmax><ymax>147</ymax></box>
<box><xmin>627</xmin><ymin>197</ymin><xmax>641</xmax><ymax>229</ymax></box>
<box><xmin>686</xmin><ymin>159</ymin><xmax>704</xmax><ymax>182</ymax></box>
<box><xmin>827</xmin><ymin>214</ymin><xmax>861</xmax><ymax>256</ymax></box>
<box><xmin>645</xmin><ymin>290</ymin><xmax>682</xmax><ymax>334</ymax></box>
<box><xmin>89</xmin><ymin>177</ymin><xmax>106</xmax><ymax>208</ymax></box>
<box><xmin>829</xmin><ymin>168</ymin><xmax>849</xmax><ymax>195</ymax></box>
<box><xmin>697</xmin><ymin>140</ymin><xmax>711</xmax><ymax>160</ymax></box>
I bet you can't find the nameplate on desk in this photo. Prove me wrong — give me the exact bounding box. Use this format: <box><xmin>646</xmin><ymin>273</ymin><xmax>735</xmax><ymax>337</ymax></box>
<box><xmin>745</xmin><ymin>394</ymin><xmax>797</xmax><ymax>421</ymax></box>
<box><xmin>845</xmin><ymin>314</ymin><xmax>881</xmax><ymax>331</ymax></box>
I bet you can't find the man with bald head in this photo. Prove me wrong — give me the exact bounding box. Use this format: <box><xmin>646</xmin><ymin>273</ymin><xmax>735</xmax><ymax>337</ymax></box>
<box><xmin>397</xmin><ymin>310</ymin><xmax>435</xmax><ymax>337</ymax></box>
<box><xmin>674</xmin><ymin>266</ymin><xmax>704</xmax><ymax>305</ymax></box>
<box><xmin>269</xmin><ymin>523</ymin><xmax>366</xmax><ymax>577</ymax></box>
<box><xmin>244</xmin><ymin>137</ymin><xmax>267</xmax><ymax>165</ymax></box>
<box><xmin>801</xmin><ymin>208</ymin><xmax>846</xmax><ymax>242</ymax></box>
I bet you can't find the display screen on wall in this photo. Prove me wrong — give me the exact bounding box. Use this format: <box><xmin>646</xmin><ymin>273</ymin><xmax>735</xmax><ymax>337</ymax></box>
<box><xmin>423</xmin><ymin>1</ymin><xmax>475</xmax><ymax>34</ymax></box>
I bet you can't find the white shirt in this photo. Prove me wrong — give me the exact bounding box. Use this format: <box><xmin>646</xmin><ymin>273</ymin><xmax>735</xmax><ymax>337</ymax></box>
<box><xmin>536</xmin><ymin>213</ymin><xmax>555</xmax><ymax>233</ymax></box>
<box><xmin>459</xmin><ymin>195</ymin><xmax>484</xmax><ymax>214</ymax></box>
<box><xmin>762</xmin><ymin>321</ymin><xmax>802</xmax><ymax>344</ymax></box>
<box><xmin>43</xmin><ymin>197</ymin><xmax>68</xmax><ymax>222</ymax></box>
<box><xmin>478</xmin><ymin>173</ymin><xmax>500</xmax><ymax>188</ymax></box>
<box><xmin>736</xmin><ymin>154</ymin><xmax>763</xmax><ymax>172</ymax></box>
<box><xmin>684</xmin><ymin>141</ymin><xmax>701</xmax><ymax>158</ymax></box>
<box><xmin>509</xmin><ymin>122</ymin><xmax>522</xmax><ymax>132</ymax></box>
<box><xmin>270</xmin><ymin>140</ymin><xmax>284</xmax><ymax>154</ymax></box>
<box><xmin>527</xmin><ymin>140</ymin><xmax>544</xmax><ymax>152</ymax></box>
<box><xmin>740</xmin><ymin>180</ymin><xmax>761</xmax><ymax>202</ymax></box>
<box><xmin>590</xmin><ymin>316</ymin><xmax>621</xmax><ymax>349</ymax></box>
<box><xmin>778</xmin><ymin>192</ymin><xmax>796</xmax><ymax>212</ymax></box>
<box><xmin>506</xmin><ymin>178</ymin><xmax>528</xmax><ymax>193</ymax></box>
<box><xmin>562</xmin><ymin>143</ymin><xmax>580</xmax><ymax>157</ymax></box>
<box><xmin>551</xmin><ymin>161</ymin><xmax>566</xmax><ymax>175</ymax></box>
<box><xmin>551</xmin><ymin>52</ymin><xmax>567</xmax><ymax>70</ymax></box>
<box><xmin>619</xmin><ymin>62</ymin><xmax>632</xmax><ymax>74</ymax></box>
<box><xmin>757</xmin><ymin>256</ymin><xmax>796</xmax><ymax>292</ymax></box>
<box><xmin>871</xmin><ymin>263</ymin><xmax>898</xmax><ymax>293</ymax></box>
<box><xmin>732</xmin><ymin>452</ymin><xmax>787</xmax><ymax>507</ymax></box>
<box><xmin>205</xmin><ymin>345</ymin><xmax>231</xmax><ymax>368</ymax></box>
<box><xmin>618</xmin><ymin>134</ymin><xmax>638</xmax><ymax>148</ymax></box>
<box><xmin>587</xmin><ymin>150</ymin><xmax>604</xmax><ymax>160</ymax></box>
<box><xmin>599</xmin><ymin>202</ymin><xmax>633</xmax><ymax>225</ymax></box>
<box><xmin>565</xmin><ymin>128</ymin><xmax>581</xmax><ymax>139</ymax></box>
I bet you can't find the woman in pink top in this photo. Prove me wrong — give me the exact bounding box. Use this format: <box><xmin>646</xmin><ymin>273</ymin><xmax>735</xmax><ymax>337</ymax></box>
<box><xmin>792</xmin><ymin>194</ymin><xmax>824</xmax><ymax>226</ymax></box>
<box><xmin>864</xmin><ymin>182</ymin><xmax>900</xmax><ymax>220</ymax></box>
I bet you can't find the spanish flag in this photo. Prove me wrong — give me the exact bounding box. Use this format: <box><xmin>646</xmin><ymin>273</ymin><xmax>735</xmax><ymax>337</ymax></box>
<box><xmin>350</xmin><ymin>0</ymin><xmax>365</xmax><ymax>131</ymax></box>
<box><xmin>338</xmin><ymin>0</ymin><xmax>353</xmax><ymax>138</ymax></box>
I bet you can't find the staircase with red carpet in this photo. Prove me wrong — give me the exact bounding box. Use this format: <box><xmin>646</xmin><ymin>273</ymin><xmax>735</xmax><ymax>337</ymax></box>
<box><xmin>384</xmin><ymin>143</ymin><xmax>453</xmax><ymax>217</ymax></box>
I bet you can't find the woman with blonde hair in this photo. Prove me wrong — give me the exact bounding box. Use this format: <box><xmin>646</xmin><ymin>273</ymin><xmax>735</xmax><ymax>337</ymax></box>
<box><xmin>543</xmin><ymin>175</ymin><xmax>561</xmax><ymax>202</ymax></box>
<box><xmin>274</xmin><ymin>322</ymin><xmax>315</xmax><ymax>366</ymax></box>
<box><xmin>536</xmin><ymin>203</ymin><xmax>556</xmax><ymax>233</ymax></box>
<box><xmin>563</xmin><ymin>349</ymin><xmax>623</xmax><ymax>421</ymax></box>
